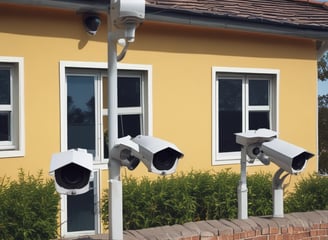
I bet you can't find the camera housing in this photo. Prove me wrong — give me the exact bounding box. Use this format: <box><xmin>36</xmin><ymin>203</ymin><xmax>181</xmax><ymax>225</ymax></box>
<box><xmin>236</xmin><ymin>128</ymin><xmax>314</xmax><ymax>174</ymax></box>
<box><xmin>261</xmin><ymin>138</ymin><xmax>314</xmax><ymax>174</ymax></box>
<box><xmin>49</xmin><ymin>149</ymin><xmax>93</xmax><ymax>195</ymax></box>
<box><xmin>110</xmin><ymin>0</ymin><xmax>145</xmax><ymax>42</ymax></box>
<box><xmin>110</xmin><ymin>135</ymin><xmax>184</xmax><ymax>175</ymax></box>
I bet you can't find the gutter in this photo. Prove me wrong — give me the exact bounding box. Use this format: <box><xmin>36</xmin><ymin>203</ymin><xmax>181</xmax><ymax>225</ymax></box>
<box><xmin>0</xmin><ymin>0</ymin><xmax>108</xmax><ymax>12</ymax></box>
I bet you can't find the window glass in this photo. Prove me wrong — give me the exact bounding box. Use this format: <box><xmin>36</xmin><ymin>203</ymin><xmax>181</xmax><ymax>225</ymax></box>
<box><xmin>67</xmin><ymin>76</ymin><xmax>95</xmax><ymax>154</ymax></box>
<box><xmin>103</xmin><ymin>73</ymin><xmax>143</xmax><ymax>158</ymax></box>
<box><xmin>0</xmin><ymin>112</ymin><xmax>10</xmax><ymax>141</ymax></box>
<box><xmin>0</xmin><ymin>59</ymin><xmax>24</xmax><ymax>157</ymax></box>
<box><xmin>249</xmin><ymin>111</ymin><xmax>270</xmax><ymax>130</ymax></box>
<box><xmin>216</xmin><ymin>72</ymin><xmax>276</xmax><ymax>161</ymax></box>
<box><xmin>0</xmin><ymin>69</ymin><xmax>10</xmax><ymax>104</ymax></box>
<box><xmin>118</xmin><ymin>114</ymin><xmax>141</xmax><ymax>138</ymax></box>
<box><xmin>103</xmin><ymin>114</ymin><xmax>141</xmax><ymax>158</ymax></box>
<box><xmin>249</xmin><ymin>80</ymin><xmax>269</xmax><ymax>106</ymax></box>
<box><xmin>218</xmin><ymin>79</ymin><xmax>242</xmax><ymax>152</ymax></box>
<box><xmin>118</xmin><ymin>76</ymin><xmax>141</xmax><ymax>107</ymax></box>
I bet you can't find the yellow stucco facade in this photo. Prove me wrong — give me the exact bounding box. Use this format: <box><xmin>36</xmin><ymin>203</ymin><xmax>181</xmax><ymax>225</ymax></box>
<box><xmin>0</xmin><ymin>3</ymin><xmax>319</xmax><ymax>236</ymax></box>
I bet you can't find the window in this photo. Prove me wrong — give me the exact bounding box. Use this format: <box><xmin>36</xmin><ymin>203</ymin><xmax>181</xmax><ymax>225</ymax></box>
<box><xmin>0</xmin><ymin>57</ymin><xmax>24</xmax><ymax>158</ymax></box>
<box><xmin>212</xmin><ymin>67</ymin><xmax>278</xmax><ymax>164</ymax></box>
<box><xmin>60</xmin><ymin>61</ymin><xmax>152</xmax><ymax>236</ymax></box>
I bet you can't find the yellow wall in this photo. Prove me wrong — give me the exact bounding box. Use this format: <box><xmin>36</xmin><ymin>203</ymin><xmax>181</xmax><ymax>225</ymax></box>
<box><xmin>0</xmin><ymin>4</ymin><xmax>318</xmax><ymax>187</ymax></box>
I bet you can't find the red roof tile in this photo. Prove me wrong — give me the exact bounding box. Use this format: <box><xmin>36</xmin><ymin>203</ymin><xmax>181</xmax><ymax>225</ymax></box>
<box><xmin>146</xmin><ymin>0</ymin><xmax>328</xmax><ymax>30</ymax></box>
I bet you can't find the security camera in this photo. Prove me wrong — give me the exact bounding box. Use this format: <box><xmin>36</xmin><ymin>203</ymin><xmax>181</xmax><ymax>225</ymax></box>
<box><xmin>132</xmin><ymin>135</ymin><xmax>184</xmax><ymax>175</ymax></box>
<box><xmin>49</xmin><ymin>149</ymin><xmax>93</xmax><ymax>195</ymax></box>
<box><xmin>235</xmin><ymin>128</ymin><xmax>276</xmax><ymax>164</ymax></box>
<box><xmin>83</xmin><ymin>13</ymin><xmax>101</xmax><ymax>36</ymax></box>
<box><xmin>235</xmin><ymin>128</ymin><xmax>314</xmax><ymax>173</ymax></box>
<box><xmin>261</xmin><ymin>139</ymin><xmax>314</xmax><ymax>174</ymax></box>
<box><xmin>245</xmin><ymin>143</ymin><xmax>270</xmax><ymax>165</ymax></box>
<box><xmin>110</xmin><ymin>0</ymin><xmax>145</xmax><ymax>42</ymax></box>
<box><xmin>110</xmin><ymin>135</ymin><xmax>184</xmax><ymax>175</ymax></box>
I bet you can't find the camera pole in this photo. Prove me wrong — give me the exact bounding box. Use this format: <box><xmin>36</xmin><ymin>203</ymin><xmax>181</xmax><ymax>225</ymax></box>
<box><xmin>107</xmin><ymin>6</ymin><xmax>123</xmax><ymax>240</ymax></box>
<box><xmin>238</xmin><ymin>146</ymin><xmax>248</xmax><ymax>219</ymax></box>
<box><xmin>272</xmin><ymin>168</ymin><xmax>289</xmax><ymax>218</ymax></box>
<box><xmin>107</xmin><ymin>1</ymin><xmax>145</xmax><ymax>238</ymax></box>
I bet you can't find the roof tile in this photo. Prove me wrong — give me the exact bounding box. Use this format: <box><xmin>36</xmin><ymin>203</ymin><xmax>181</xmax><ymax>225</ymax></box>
<box><xmin>146</xmin><ymin>0</ymin><xmax>328</xmax><ymax>30</ymax></box>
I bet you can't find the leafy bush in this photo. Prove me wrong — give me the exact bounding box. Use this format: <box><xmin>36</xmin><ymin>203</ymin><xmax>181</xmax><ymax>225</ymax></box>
<box><xmin>0</xmin><ymin>169</ymin><xmax>60</xmax><ymax>240</ymax></box>
<box><xmin>247</xmin><ymin>172</ymin><xmax>273</xmax><ymax>216</ymax></box>
<box><xmin>101</xmin><ymin>170</ymin><xmax>273</xmax><ymax>230</ymax></box>
<box><xmin>285</xmin><ymin>173</ymin><xmax>328</xmax><ymax>212</ymax></box>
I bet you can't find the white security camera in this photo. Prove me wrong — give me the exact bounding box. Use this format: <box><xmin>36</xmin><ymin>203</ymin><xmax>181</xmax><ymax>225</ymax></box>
<box><xmin>49</xmin><ymin>149</ymin><xmax>93</xmax><ymax>195</ymax></box>
<box><xmin>110</xmin><ymin>0</ymin><xmax>145</xmax><ymax>42</ymax></box>
<box><xmin>236</xmin><ymin>128</ymin><xmax>314</xmax><ymax>174</ymax></box>
<box><xmin>261</xmin><ymin>139</ymin><xmax>314</xmax><ymax>174</ymax></box>
<box><xmin>110</xmin><ymin>135</ymin><xmax>184</xmax><ymax>175</ymax></box>
<box><xmin>235</xmin><ymin>128</ymin><xmax>277</xmax><ymax>164</ymax></box>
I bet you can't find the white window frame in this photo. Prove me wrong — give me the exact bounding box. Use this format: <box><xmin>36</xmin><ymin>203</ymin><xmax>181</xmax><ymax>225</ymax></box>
<box><xmin>59</xmin><ymin>60</ymin><xmax>152</xmax><ymax>237</ymax></box>
<box><xmin>212</xmin><ymin>67</ymin><xmax>279</xmax><ymax>165</ymax></box>
<box><xmin>0</xmin><ymin>57</ymin><xmax>25</xmax><ymax>158</ymax></box>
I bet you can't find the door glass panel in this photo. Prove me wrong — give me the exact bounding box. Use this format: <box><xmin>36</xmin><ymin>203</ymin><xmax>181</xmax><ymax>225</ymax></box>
<box><xmin>249</xmin><ymin>80</ymin><xmax>269</xmax><ymax>106</ymax></box>
<box><xmin>249</xmin><ymin>111</ymin><xmax>270</xmax><ymax>130</ymax></box>
<box><xmin>67</xmin><ymin>182</ymin><xmax>95</xmax><ymax>232</ymax></box>
<box><xmin>67</xmin><ymin>76</ymin><xmax>95</xmax><ymax>155</ymax></box>
<box><xmin>218</xmin><ymin>79</ymin><xmax>242</xmax><ymax>152</ymax></box>
<box><xmin>67</xmin><ymin>75</ymin><xmax>95</xmax><ymax>233</ymax></box>
<box><xmin>0</xmin><ymin>112</ymin><xmax>10</xmax><ymax>141</ymax></box>
<box><xmin>118</xmin><ymin>77</ymin><xmax>141</xmax><ymax>107</ymax></box>
<box><xmin>0</xmin><ymin>69</ymin><xmax>10</xmax><ymax>104</ymax></box>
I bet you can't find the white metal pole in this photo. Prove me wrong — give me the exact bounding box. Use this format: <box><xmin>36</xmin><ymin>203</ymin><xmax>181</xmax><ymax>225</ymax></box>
<box><xmin>108</xmin><ymin>7</ymin><xmax>123</xmax><ymax>240</ymax></box>
<box><xmin>272</xmin><ymin>168</ymin><xmax>288</xmax><ymax>218</ymax></box>
<box><xmin>238</xmin><ymin>146</ymin><xmax>248</xmax><ymax>219</ymax></box>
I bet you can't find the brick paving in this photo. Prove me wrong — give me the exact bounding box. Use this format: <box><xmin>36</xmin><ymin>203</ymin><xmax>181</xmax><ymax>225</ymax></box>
<box><xmin>62</xmin><ymin>210</ymin><xmax>328</xmax><ymax>240</ymax></box>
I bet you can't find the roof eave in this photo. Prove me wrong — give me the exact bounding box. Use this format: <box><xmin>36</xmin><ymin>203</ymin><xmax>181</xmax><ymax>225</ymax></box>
<box><xmin>1</xmin><ymin>0</ymin><xmax>328</xmax><ymax>41</ymax></box>
<box><xmin>146</xmin><ymin>6</ymin><xmax>328</xmax><ymax>41</ymax></box>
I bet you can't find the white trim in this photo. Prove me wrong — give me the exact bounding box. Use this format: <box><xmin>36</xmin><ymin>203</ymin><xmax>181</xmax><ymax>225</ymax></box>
<box><xmin>211</xmin><ymin>66</ymin><xmax>280</xmax><ymax>165</ymax></box>
<box><xmin>0</xmin><ymin>56</ymin><xmax>25</xmax><ymax>158</ymax></box>
<box><xmin>59</xmin><ymin>60</ymin><xmax>153</xmax><ymax>236</ymax></box>
<box><xmin>60</xmin><ymin>61</ymin><xmax>153</xmax><ymax>136</ymax></box>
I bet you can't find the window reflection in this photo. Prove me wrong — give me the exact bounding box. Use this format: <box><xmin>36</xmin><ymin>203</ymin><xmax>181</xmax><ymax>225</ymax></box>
<box><xmin>219</xmin><ymin>79</ymin><xmax>242</xmax><ymax>152</ymax></box>
<box><xmin>67</xmin><ymin>76</ymin><xmax>95</xmax><ymax>155</ymax></box>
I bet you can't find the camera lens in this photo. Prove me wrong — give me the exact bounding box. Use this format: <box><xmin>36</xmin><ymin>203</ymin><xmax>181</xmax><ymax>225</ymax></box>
<box><xmin>153</xmin><ymin>148</ymin><xmax>180</xmax><ymax>170</ymax></box>
<box><xmin>55</xmin><ymin>163</ymin><xmax>90</xmax><ymax>189</ymax></box>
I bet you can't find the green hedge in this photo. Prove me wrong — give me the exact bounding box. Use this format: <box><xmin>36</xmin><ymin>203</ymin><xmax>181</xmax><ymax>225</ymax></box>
<box><xmin>0</xmin><ymin>170</ymin><xmax>60</xmax><ymax>240</ymax></box>
<box><xmin>285</xmin><ymin>173</ymin><xmax>328</xmax><ymax>212</ymax></box>
<box><xmin>101</xmin><ymin>170</ymin><xmax>273</xmax><ymax>230</ymax></box>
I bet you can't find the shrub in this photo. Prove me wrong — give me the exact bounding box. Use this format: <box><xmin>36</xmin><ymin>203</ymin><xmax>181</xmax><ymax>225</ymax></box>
<box><xmin>247</xmin><ymin>172</ymin><xmax>273</xmax><ymax>216</ymax></box>
<box><xmin>285</xmin><ymin>173</ymin><xmax>328</xmax><ymax>212</ymax></box>
<box><xmin>0</xmin><ymin>169</ymin><xmax>60</xmax><ymax>240</ymax></box>
<box><xmin>101</xmin><ymin>170</ymin><xmax>273</xmax><ymax>230</ymax></box>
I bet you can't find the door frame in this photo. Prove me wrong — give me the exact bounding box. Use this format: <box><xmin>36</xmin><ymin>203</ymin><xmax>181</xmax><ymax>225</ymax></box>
<box><xmin>59</xmin><ymin>60</ymin><xmax>153</xmax><ymax>237</ymax></box>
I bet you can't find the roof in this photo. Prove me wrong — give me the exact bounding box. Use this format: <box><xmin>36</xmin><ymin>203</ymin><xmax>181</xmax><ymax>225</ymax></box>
<box><xmin>145</xmin><ymin>0</ymin><xmax>328</xmax><ymax>31</ymax></box>
<box><xmin>144</xmin><ymin>0</ymin><xmax>328</xmax><ymax>41</ymax></box>
<box><xmin>2</xmin><ymin>0</ymin><xmax>328</xmax><ymax>40</ymax></box>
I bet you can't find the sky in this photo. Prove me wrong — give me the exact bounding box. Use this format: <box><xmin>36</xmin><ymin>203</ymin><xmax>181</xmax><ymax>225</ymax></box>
<box><xmin>318</xmin><ymin>80</ymin><xmax>328</xmax><ymax>96</ymax></box>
